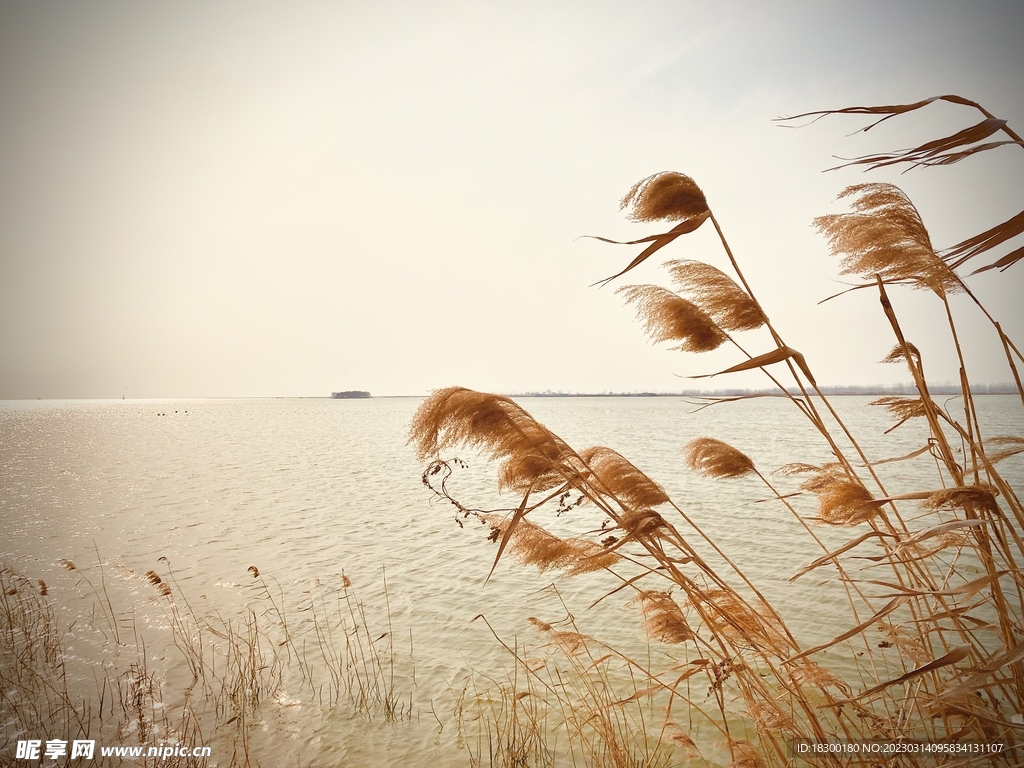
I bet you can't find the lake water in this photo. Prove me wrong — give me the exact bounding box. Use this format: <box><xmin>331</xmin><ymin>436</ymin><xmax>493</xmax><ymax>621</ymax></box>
<box><xmin>2</xmin><ymin>395</ymin><xmax>1022</xmax><ymax>766</ymax></box>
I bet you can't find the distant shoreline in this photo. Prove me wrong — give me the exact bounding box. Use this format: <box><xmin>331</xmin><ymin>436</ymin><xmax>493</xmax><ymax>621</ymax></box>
<box><xmin>507</xmin><ymin>384</ymin><xmax>1020</xmax><ymax>398</ymax></box>
<box><xmin>5</xmin><ymin>385</ymin><xmax>1020</xmax><ymax>402</ymax></box>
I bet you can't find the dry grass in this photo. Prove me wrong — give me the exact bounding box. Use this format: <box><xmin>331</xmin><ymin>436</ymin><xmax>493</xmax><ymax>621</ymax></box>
<box><xmin>415</xmin><ymin>95</ymin><xmax>1024</xmax><ymax>766</ymax></box>
<box><xmin>1</xmin><ymin>559</ymin><xmax>411</xmax><ymax>766</ymax></box>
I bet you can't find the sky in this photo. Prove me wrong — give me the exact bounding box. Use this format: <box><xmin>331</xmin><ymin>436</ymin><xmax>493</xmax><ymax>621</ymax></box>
<box><xmin>1</xmin><ymin>1</ymin><xmax>1023</xmax><ymax>398</ymax></box>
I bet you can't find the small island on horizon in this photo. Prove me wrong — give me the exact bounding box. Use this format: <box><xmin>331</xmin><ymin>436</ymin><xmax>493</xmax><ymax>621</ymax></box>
<box><xmin>331</xmin><ymin>390</ymin><xmax>371</xmax><ymax>399</ymax></box>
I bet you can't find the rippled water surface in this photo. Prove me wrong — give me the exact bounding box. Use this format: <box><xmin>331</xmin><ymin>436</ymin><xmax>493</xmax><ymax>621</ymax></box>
<box><xmin>2</xmin><ymin>395</ymin><xmax>1022</xmax><ymax>765</ymax></box>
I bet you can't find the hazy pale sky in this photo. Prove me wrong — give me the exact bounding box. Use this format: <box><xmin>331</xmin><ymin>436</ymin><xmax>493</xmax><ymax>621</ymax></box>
<box><xmin>2</xmin><ymin>1</ymin><xmax>1022</xmax><ymax>398</ymax></box>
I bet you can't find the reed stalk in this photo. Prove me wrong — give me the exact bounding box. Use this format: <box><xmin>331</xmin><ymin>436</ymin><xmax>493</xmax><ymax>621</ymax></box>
<box><xmin>1</xmin><ymin>558</ymin><xmax>411</xmax><ymax>766</ymax></box>
<box><xmin>413</xmin><ymin>95</ymin><xmax>1024</xmax><ymax>767</ymax></box>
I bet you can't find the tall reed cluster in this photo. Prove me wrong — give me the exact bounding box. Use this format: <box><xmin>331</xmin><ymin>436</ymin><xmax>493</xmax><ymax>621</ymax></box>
<box><xmin>413</xmin><ymin>96</ymin><xmax>1024</xmax><ymax>767</ymax></box>
<box><xmin>1</xmin><ymin>556</ymin><xmax>411</xmax><ymax>766</ymax></box>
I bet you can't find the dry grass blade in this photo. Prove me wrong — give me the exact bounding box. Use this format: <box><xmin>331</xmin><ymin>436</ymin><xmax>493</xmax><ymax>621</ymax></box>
<box><xmin>690</xmin><ymin>345</ymin><xmax>806</xmax><ymax>380</ymax></box>
<box><xmin>944</xmin><ymin>209</ymin><xmax>1024</xmax><ymax>270</ymax></box>
<box><xmin>588</xmin><ymin>212</ymin><xmax>711</xmax><ymax>286</ymax></box>
<box><xmin>683</xmin><ymin>437</ymin><xmax>755</xmax><ymax>478</ymax></box>
<box><xmin>894</xmin><ymin>519</ymin><xmax>987</xmax><ymax>553</ymax></box>
<box><xmin>665</xmin><ymin>259</ymin><xmax>766</xmax><ymax>331</ymax></box>
<box><xmin>902</xmin><ymin>139</ymin><xmax>1023</xmax><ymax>168</ymax></box>
<box><xmin>778</xmin><ymin>94</ymin><xmax>983</xmax><ymax>132</ymax></box>
<box><xmin>937</xmin><ymin>640</ymin><xmax>1024</xmax><ymax>702</ymax></box>
<box><xmin>865</xmin><ymin>443</ymin><xmax>931</xmax><ymax>467</ymax></box>
<box><xmin>789</xmin><ymin>530</ymin><xmax>894</xmax><ymax>581</ymax></box>
<box><xmin>617</xmin><ymin>284</ymin><xmax>727</xmax><ymax>352</ymax></box>
<box><xmin>824</xmin><ymin>118</ymin><xmax>1008</xmax><ymax>172</ymax></box>
<box><xmin>785</xmin><ymin>596</ymin><xmax>910</xmax><ymax>664</ymax></box>
<box><xmin>864</xmin><ymin>573</ymin><xmax>997</xmax><ymax>599</ymax></box>
<box><xmin>814</xmin><ymin>183</ymin><xmax>960</xmax><ymax>295</ymax></box>
<box><xmin>969</xmin><ymin>244</ymin><xmax>1024</xmax><ymax>275</ymax></box>
<box><xmin>827</xmin><ymin>645</ymin><xmax>973</xmax><ymax>706</ymax></box>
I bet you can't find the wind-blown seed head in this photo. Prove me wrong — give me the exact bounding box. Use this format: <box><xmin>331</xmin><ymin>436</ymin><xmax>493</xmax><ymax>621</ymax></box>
<box><xmin>814</xmin><ymin>183</ymin><xmax>961</xmax><ymax>296</ymax></box>
<box><xmin>483</xmin><ymin>514</ymin><xmax>618</xmax><ymax>575</ymax></box>
<box><xmin>987</xmin><ymin>436</ymin><xmax>1024</xmax><ymax>464</ymax></box>
<box><xmin>699</xmin><ymin>589</ymin><xmax>788</xmax><ymax>653</ymax></box>
<box><xmin>797</xmin><ymin>465</ymin><xmax>877</xmax><ymax>526</ymax></box>
<box><xmin>743</xmin><ymin>695</ymin><xmax>797</xmax><ymax>734</ymax></box>
<box><xmin>790</xmin><ymin>662</ymin><xmax>851</xmax><ymax>695</ymax></box>
<box><xmin>870</xmin><ymin>396</ymin><xmax>926</xmax><ymax>422</ymax></box>
<box><xmin>577</xmin><ymin>446</ymin><xmax>670</xmax><ymax>509</ymax></box>
<box><xmin>527</xmin><ymin>616</ymin><xmax>552</xmax><ymax>632</ymax></box>
<box><xmin>725</xmin><ymin>740</ymin><xmax>766</xmax><ymax>768</ymax></box>
<box><xmin>684</xmin><ymin>437</ymin><xmax>756</xmax><ymax>479</ymax></box>
<box><xmin>618</xmin><ymin>284</ymin><xmax>727</xmax><ymax>352</ymax></box>
<box><xmin>634</xmin><ymin>591</ymin><xmax>694</xmax><ymax>644</ymax></box>
<box><xmin>923</xmin><ymin>485</ymin><xmax>999</xmax><ymax>513</ymax></box>
<box><xmin>621</xmin><ymin>172</ymin><xmax>709</xmax><ymax>223</ymax></box>
<box><xmin>880</xmin><ymin>342</ymin><xmax>921</xmax><ymax>366</ymax></box>
<box><xmin>666</xmin><ymin>259</ymin><xmax>766</xmax><ymax>331</ymax></box>
<box><xmin>409</xmin><ymin>387</ymin><xmax>578</xmax><ymax>493</ymax></box>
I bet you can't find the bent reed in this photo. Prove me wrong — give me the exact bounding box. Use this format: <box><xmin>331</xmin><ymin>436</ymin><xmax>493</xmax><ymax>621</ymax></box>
<box><xmin>413</xmin><ymin>96</ymin><xmax>1024</xmax><ymax>767</ymax></box>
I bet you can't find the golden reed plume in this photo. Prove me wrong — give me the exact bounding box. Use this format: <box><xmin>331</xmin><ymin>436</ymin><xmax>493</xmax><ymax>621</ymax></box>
<box><xmin>617</xmin><ymin>284</ymin><xmax>726</xmax><ymax>352</ymax></box>
<box><xmin>666</xmin><ymin>259</ymin><xmax>766</xmax><ymax>332</ymax></box>
<box><xmin>621</xmin><ymin>172</ymin><xmax>708</xmax><ymax>222</ymax></box>
<box><xmin>683</xmin><ymin>437</ymin><xmax>755</xmax><ymax>479</ymax></box>
<box><xmin>634</xmin><ymin>590</ymin><xmax>694</xmax><ymax>644</ymax></box>
<box><xmin>483</xmin><ymin>515</ymin><xmax>619</xmax><ymax>576</ymax></box>
<box><xmin>409</xmin><ymin>387</ymin><xmax>579</xmax><ymax>493</ymax></box>
<box><xmin>577</xmin><ymin>445</ymin><xmax>670</xmax><ymax>509</ymax></box>
<box><xmin>814</xmin><ymin>183</ymin><xmax>960</xmax><ymax>296</ymax></box>
<box><xmin>786</xmin><ymin>463</ymin><xmax>878</xmax><ymax>526</ymax></box>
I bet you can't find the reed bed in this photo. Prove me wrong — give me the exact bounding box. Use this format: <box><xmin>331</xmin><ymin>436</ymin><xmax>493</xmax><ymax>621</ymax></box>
<box><xmin>413</xmin><ymin>96</ymin><xmax>1024</xmax><ymax>767</ymax></box>
<box><xmin>1</xmin><ymin>556</ymin><xmax>411</xmax><ymax>766</ymax></box>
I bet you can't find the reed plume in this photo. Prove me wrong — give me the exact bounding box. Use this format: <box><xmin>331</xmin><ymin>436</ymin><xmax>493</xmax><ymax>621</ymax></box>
<box><xmin>621</xmin><ymin>172</ymin><xmax>708</xmax><ymax>222</ymax></box>
<box><xmin>634</xmin><ymin>590</ymin><xmax>693</xmax><ymax>644</ymax></box>
<box><xmin>617</xmin><ymin>284</ymin><xmax>727</xmax><ymax>352</ymax></box>
<box><xmin>483</xmin><ymin>514</ymin><xmax>619</xmax><ymax>576</ymax></box>
<box><xmin>426</xmin><ymin>94</ymin><xmax>1024</xmax><ymax>767</ymax></box>
<box><xmin>923</xmin><ymin>484</ymin><xmax>999</xmax><ymax>513</ymax></box>
<box><xmin>880</xmin><ymin>341</ymin><xmax>920</xmax><ymax>366</ymax></box>
<box><xmin>814</xmin><ymin>183</ymin><xmax>961</xmax><ymax>295</ymax></box>
<box><xmin>792</xmin><ymin>464</ymin><xmax>878</xmax><ymax>526</ymax></box>
<box><xmin>986</xmin><ymin>435</ymin><xmax>1024</xmax><ymax>464</ymax></box>
<box><xmin>410</xmin><ymin>387</ymin><xmax>578</xmax><ymax>493</ymax></box>
<box><xmin>683</xmin><ymin>437</ymin><xmax>755</xmax><ymax>478</ymax></box>
<box><xmin>577</xmin><ymin>445</ymin><xmax>670</xmax><ymax>509</ymax></box>
<box><xmin>870</xmin><ymin>395</ymin><xmax>927</xmax><ymax>432</ymax></box>
<box><xmin>666</xmin><ymin>259</ymin><xmax>766</xmax><ymax>331</ymax></box>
